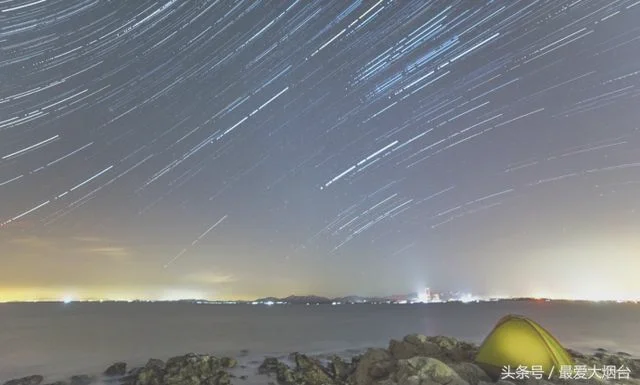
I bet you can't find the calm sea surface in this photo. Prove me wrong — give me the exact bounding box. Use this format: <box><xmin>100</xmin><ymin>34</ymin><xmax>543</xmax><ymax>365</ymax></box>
<box><xmin>1</xmin><ymin>301</ymin><xmax>639</xmax><ymax>382</ymax></box>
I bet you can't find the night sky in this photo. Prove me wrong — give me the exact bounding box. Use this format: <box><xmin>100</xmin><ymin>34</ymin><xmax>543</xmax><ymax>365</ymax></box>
<box><xmin>1</xmin><ymin>0</ymin><xmax>640</xmax><ymax>302</ymax></box>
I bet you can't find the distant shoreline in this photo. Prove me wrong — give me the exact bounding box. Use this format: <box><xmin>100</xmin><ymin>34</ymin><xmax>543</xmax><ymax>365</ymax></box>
<box><xmin>1</xmin><ymin>298</ymin><xmax>639</xmax><ymax>305</ymax></box>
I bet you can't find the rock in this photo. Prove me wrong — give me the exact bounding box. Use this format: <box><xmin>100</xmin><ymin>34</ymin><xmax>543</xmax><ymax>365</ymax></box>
<box><xmin>104</xmin><ymin>362</ymin><xmax>127</xmax><ymax>376</ymax></box>
<box><xmin>291</xmin><ymin>353</ymin><xmax>336</xmax><ymax>385</ymax></box>
<box><xmin>257</xmin><ymin>353</ymin><xmax>340</xmax><ymax>385</ymax></box>
<box><xmin>203</xmin><ymin>371</ymin><xmax>230</xmax><ymax>385</ymax></box>
<box><xmin>127</xmin><ymin>367</ymin><xmax>142</xmax><ymax>377</ymax></box>
<box><xmin>427</xmin><ymin>336</ymin><xmax>459</xmax><ymax>351</ymax></box>
<box><xmin>388</xmin><ymin>334</ymin><xmax>477</xmax><ymax>363</ymax></box>
<box><xmin>11</xmin><ymin>334</ymin><xmax>637</xmax><ymax>385</ymax></box>
<box><xmin>219</xmin><ymin>357</ymin><xmax>236</xmax><ymax>369</ymax></box>
<box><xmin>389</xmin><ymin>334</ymin><xmax>441</xmax><ymax>360</ymax></box>
<box><xmin>69</xmin><ymin>375</ymin><xmax>93</xmax><ymax>385</ymax></box>
<box><xmin>456</xmin><ymin>341</ymin><xmax>480</xmax><ymax>360</ymax></box>
<box><xmin>276</xmin><ymin>367</ymin><xmax>296</xmax><ymax>385</ymax></box>
<box><xmin>135</xmin><ymin>359</ymin><xmax>165</xmax><ymax>385</ymax></box>
<box><xmin>451</xmin><ymin>362</ymin><xmax>492</xmax><ymax>385</ymax></box>
<box><xmin>388</xmin><ymin>339</ymin><xmax>416</xmax><ymax>360</ymax></box>
<box><xmin>352</xmin><ymin>348</ymin><xmax>396</xmax><ymax>385</ymax></box>
<box><xmin>426</xmin><ymin>336</ymin><xmax>477</xmax><ymax>362</ymax></box>
<box><xmin>258</xmin><ymin>357</ymin><xmax>281</xmax><ymax>374</ymax></box>
<box><xmin>394</xmin><ymin>357</ymin><xmax>469</xmax><ymax>385</ymax></box>
<box><xmin>403</xmin><ymin>334</ymin><xmax>431</xmax><ymax>346</ymax></box>
<box><xmin>3</xmin><ymin>376</ymin><xmax>45</xmax><ymax>385</ymax></box>
<box><xmin>258</xmin><ymin>357</ymin><xmax>295</xmax><ymax>384</ymax></box>
<box><xmin>163</xmin><ymin>353</ymin><xmax>229</xmax><ymax>385</ymax></box>
<box><xmin>145</xmin><ymin>359</ymin><xmax>165</xmax><ymax>370</ymax></box>
<box><xmin>329</xmin><ymin>355</ymin><xmax>352</xmax><ymax>382</ymax></box>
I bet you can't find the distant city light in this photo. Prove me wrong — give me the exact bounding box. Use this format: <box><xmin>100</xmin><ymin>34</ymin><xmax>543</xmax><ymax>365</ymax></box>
<box><xmin>416</xmin><ymin>287</ymin><xmax>430</xmax><ymax>303</ymax></box>
<box><xmin>62</xmin><ymin>297</ymin><xmax>73</xmax><ymax>304</ymax></box>
<box><xmin>459</xmin><ymin>293</ymin><xmax>478</xmax><ymax>303</ymax></box>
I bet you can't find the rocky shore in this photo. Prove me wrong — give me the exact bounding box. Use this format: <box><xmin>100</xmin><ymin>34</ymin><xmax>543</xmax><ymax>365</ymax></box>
<box><xmin>3</xmin><ymin>335</ymin><xmax>639</xmax><ymax>385</ymax></box>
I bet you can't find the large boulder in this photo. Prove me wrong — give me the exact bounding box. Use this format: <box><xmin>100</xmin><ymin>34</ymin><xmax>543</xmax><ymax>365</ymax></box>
<box><xmin>450</xmin><ymin>362</ymin><xmax>493</xmax><ymax>385</ymax></box>
<box><xmin>145</xmin><ymin>360</ymin><xmax>165</xmax><ymax>371</ymax></box>
<box><xmin>291</xmin><ymin>353</ymin><xmax>337</xmax><ymax>385</ymax></box>
<box><xmin>329</xmin><ymin>355</ymin><xmax>353</xmax><ymax>382</ymax></box>
<box><xmin>258</xmin><ymin>357</ymin><xmax>296</xmax><ymax>385</ymax></box>
<box><xmin>104</xmin><ymin>362</ymin><xmax>127</xmax><ymax>377</ymax></box>
<box><xmin>351</xmin><ymin>348</ymin><xmax>396</xmax><ymax>385</ymax></box>
<box><xmin>134</xmin><ymin>359</ymin><xmax>166</xmax><ymax>385</ymax></box>
<box><xmin>219</xmin><ymin>358</ymin><xmax>236</xmax><ymax>369</ymax></box>
<box><xmin>3</xmin><ymin>376</ymin><xmax>44</xmax><ymax>385</ymax></box>
<box><xmin>163</xmin><ymin>354</ymin><xmax>229</xmax><ymax>385</ymax></box>
<box><xmin>427</xmin><ymin>336</ymin><xmax>458</xmax><ymax>351</ymax></box>
<box><xmin>389</xmin><ymin>335</ymin><xmax>441</xmax><ymax>360</ymax></box>
<box><xmin>394</xmin><ymin>356</ymin><xmax>469</xmax><ymax>385</ymax></box>
<box><xmin>258</xmin><ymin>357</ymin><xmax>282</xmax><ymax>374</ymax></box>
<box><xmin>388</xmin><ymin>334</ymin><xmax>477</xmax><ymax>363</ymax></box>
<box><xmin>203</xmin><ymin>371</ymin><xmax>230</xmax><ymax>385</ymax></box>
<box><xmin>426</xmin><ymin>336</ymin><xmax>477</xmax><ymax>362</ymax></box>
<box><xmin>258</xmin><ymin>354</ymin><xmax>340</xmax><ymax>385</ymax></box>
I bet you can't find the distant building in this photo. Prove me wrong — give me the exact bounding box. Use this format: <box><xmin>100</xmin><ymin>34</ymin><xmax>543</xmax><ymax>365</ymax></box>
<box><xmin>415</xmin><ymin>287</ymin><xmax>432</xmax><ymax>303</ymax></box>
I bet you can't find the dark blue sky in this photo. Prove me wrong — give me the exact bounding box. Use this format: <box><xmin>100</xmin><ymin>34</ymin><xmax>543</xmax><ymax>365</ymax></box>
<box><xmin>1</xmin><ymin>0</ymin><xmax>639</xmax><ymax>301</ymax></box>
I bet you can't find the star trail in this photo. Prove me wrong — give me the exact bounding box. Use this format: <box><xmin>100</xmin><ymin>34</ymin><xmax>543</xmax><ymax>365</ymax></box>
<box><xmin>1</xmin><ymin>0</ymin><xmax>639</xmax><ymax>301</ymax></box>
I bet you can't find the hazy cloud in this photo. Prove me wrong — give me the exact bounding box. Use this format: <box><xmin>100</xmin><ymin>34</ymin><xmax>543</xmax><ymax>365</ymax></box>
<box><xmin>184</xmin><ymin>272</ymin><xmax>237</xmax><ymax>284</ymax></box>
<box><xmin>84</xmin><ymin>247</ymin><xmax>131</xmax><ymax>258</ymax></box>
<box><xmin>71</xmin><ymin>236</ymin><xmax>105</xmax><ymax>243</ymax></box>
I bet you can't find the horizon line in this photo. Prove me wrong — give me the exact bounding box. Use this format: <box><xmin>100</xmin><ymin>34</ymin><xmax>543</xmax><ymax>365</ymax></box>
<box><xmin>1</xmin><ymin>297</ymin><xmax>639</xmax><ymax>304</ymax></box>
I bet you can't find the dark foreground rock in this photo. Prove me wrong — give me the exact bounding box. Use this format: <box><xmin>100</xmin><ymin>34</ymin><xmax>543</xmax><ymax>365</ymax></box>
<box><xmin>104</xmin><ymin>363</ymin><xmax>127</xmax><ymax>377</ymax></box>
<box><xmin>3</xmin><ymin>335</ymin><xmax>639</xmax><ymax>385</ymax></box>
<box><xmin>69</xmin><ymin>375</ymin><xmax>94</xmax><ymax>385</ymax></box>
<box><xmin>255</xmin><ymin>335</ymin><xmax>639</xmax><ymax>385</ymax></box>
<box><xmin>3</xmin><ymin>376</ymin><xmax>44</xmax><ymax>385</ymax></box>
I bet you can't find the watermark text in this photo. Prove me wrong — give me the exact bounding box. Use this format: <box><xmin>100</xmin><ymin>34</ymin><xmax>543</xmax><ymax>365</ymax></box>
<box><xmin>500</xmin><ymin>365</ymin><xmax>631</xmax><ymax>380</ymax></box>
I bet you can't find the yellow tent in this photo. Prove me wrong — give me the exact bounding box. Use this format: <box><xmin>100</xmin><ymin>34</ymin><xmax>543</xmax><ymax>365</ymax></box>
<box><xmin>475</xmin><ymin>314</ymin><xmax>574</xmax><ymax>379</ymax></box>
